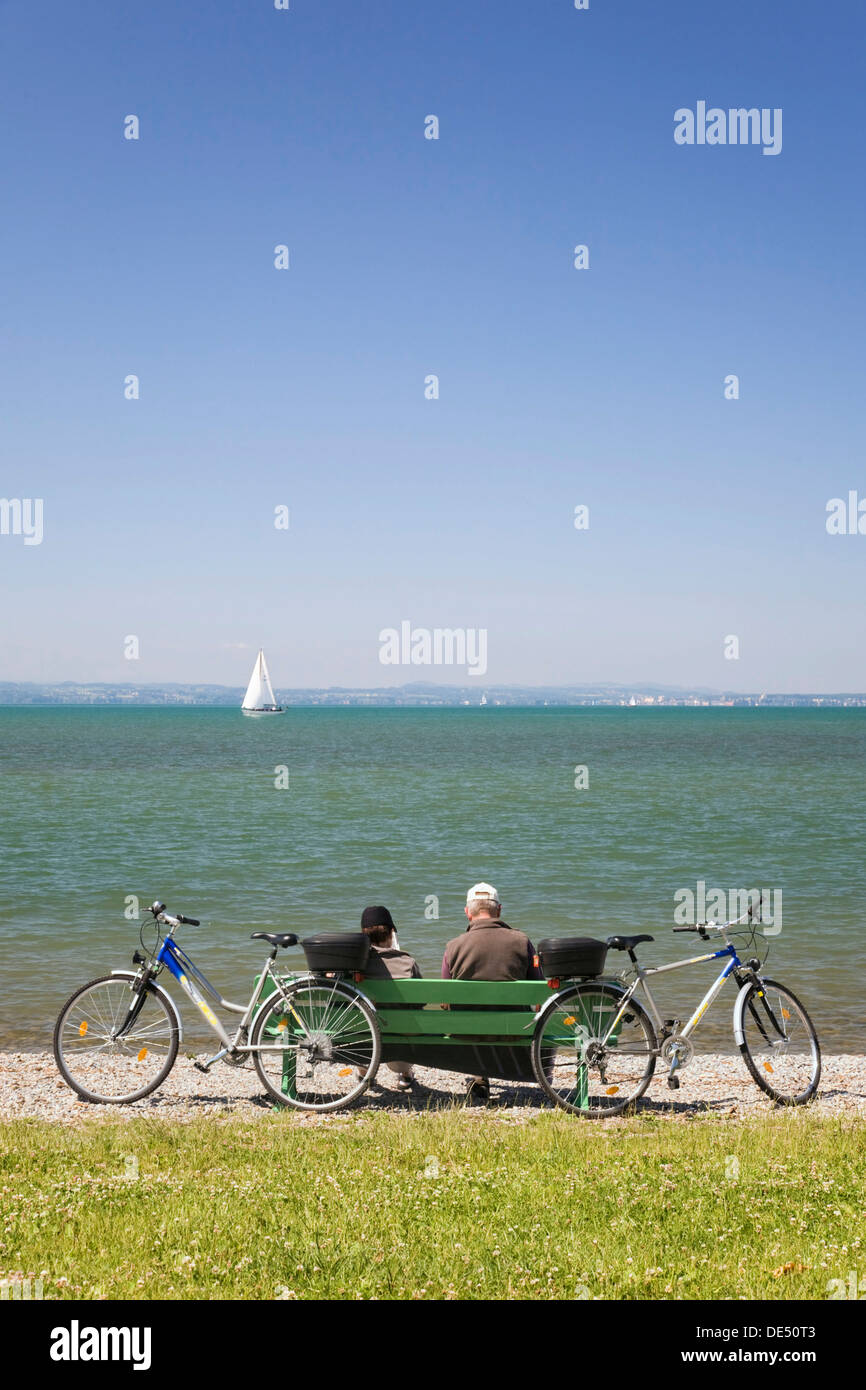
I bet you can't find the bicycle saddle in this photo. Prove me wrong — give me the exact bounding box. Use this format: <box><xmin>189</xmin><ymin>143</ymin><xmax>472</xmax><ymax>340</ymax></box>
<box><xmin>606</xmin><ymin>934</ymin><xmax>654</xmax><ymax>951</ymax></box>
<box><xmin>250</xmin><ymin>932</ymin><xmax>299</xmax><ymax>949</ymax></box>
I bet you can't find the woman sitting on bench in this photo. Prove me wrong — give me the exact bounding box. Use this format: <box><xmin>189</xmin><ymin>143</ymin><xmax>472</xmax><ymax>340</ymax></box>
<box><xmin>358</xmin><ymin>905</ymin><xmax>422</xmax><ymax>1092</ymax></box>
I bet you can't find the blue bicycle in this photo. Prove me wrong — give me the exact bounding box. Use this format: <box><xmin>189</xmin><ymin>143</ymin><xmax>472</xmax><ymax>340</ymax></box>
<box><xmin>53</xmin><ymin>901</ymin><xmax>380</xmax><ymax>1108</ymax></box>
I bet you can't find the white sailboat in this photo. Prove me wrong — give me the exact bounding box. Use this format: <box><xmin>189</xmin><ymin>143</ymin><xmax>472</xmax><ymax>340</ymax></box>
<box><xmin>241</xmin><ymin>649</ymin><xmax>284</xmax><ymax>716</ymax></box>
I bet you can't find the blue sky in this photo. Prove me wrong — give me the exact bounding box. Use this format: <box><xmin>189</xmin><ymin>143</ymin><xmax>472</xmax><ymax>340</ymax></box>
<box><xmin>1</xmin><ymin>0</ymin><xmax>864</xmax><ymax>692</ymax></box>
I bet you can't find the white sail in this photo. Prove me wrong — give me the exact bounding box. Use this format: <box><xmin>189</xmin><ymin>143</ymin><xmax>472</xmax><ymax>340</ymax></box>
<box><xmin>259</xmin><ymin>650</ymin><xmax>277</xmax><ymax>707</ymax></box>
<box><xmin>242</xmin><ymin>650</ymin><xmax>280</xmax><ymax>711</ymax></box>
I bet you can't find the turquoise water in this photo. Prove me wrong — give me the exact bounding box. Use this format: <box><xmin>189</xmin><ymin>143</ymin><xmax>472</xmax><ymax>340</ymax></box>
<box><xmin>1</xmin><ymin>707</ymin><xmax>863</xmax><ymax>1050</ymax></box>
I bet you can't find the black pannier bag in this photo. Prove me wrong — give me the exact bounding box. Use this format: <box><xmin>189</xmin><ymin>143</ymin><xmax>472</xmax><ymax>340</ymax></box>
<box><xmin>536</xmin><ymin>936</ymin><xmax>608</xmax><ymax>980</ymax></box>
<box><xmin>301</xmin><ymin>932</ymin><xmax>370</xmax><ymax>974</ymax></box>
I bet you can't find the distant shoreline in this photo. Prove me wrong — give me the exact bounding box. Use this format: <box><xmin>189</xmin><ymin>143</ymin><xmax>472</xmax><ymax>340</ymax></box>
<box><xmin>2</xmin><ymin>684</ymin><xmax>866</xmax><ymax>709</ymax></box>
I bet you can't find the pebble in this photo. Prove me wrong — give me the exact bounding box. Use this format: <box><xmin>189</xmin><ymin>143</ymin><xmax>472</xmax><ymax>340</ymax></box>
<box><xmin>1</xmin><ymin>1050</ymin><xmax>864</xmax><ymax>1126</ymax></box>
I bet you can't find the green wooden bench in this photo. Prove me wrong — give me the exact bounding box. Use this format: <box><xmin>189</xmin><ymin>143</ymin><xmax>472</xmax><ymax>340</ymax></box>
<box><xmin>254</xmin><ymin>972</ymin><xmax>624</xmax><ymax>1113</ymax></box>
<box><xmin>362</xmin><ymin>977</ymin><xmax>550</xmax><ymax>1082</ymax></box>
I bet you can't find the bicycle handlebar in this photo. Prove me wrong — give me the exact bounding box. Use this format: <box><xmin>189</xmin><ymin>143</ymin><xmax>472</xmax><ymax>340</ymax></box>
<box><xmin>145</xmin><ymin>901</ymin><xmax>200</xmax><ymax>927</ymax></box>
<box><xmin>672</xmin><ymin>893</ymin><xmax>764</xmax><ymax>937</ymax></box>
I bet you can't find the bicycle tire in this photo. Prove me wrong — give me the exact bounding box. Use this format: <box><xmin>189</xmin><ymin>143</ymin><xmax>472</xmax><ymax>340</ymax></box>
<box><xmin>736</xmin><ymin>976</ymin><xmax>821</xmax><ymax>1105</ymax></box>
<box><xmin>252</xmin><ymin>977</ymin><xmax>381</xmax><ymax>1112</ymax></box>
<box><xmin>531</xmin><ymin>981</ymin><xmax>657</xmax><ymax>1117</ymax></box>
<box><xmin>54</xmin><ymin>973</ymin><xmax>179</xmax><ymax>1103</ymax></box>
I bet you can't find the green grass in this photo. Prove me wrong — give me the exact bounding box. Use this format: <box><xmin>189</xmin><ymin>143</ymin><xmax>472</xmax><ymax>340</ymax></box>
<box><xmin>1</xmin><ymin>1111</ymin><xmax>863</xmax><ymax>1300</ymax></box>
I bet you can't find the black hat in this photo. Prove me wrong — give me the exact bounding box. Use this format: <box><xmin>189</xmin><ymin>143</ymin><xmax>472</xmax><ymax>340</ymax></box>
<box><xmin>361</xmin><ymin>905</ymin><xmax>395</xmax><ymax>931</ymax></box>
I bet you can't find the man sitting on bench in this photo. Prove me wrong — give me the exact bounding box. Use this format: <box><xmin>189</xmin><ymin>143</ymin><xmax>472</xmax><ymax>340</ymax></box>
<box><xmin>441</xmin><ymin>882</ymin><xmax>543</xmax><ymax>1105</ymax></box>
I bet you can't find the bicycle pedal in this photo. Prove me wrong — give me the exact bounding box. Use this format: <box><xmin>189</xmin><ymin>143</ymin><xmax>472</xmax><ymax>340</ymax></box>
<box><xmin>667</xmin><ymin>1076</ymin><xmax>680</xmax><ymax>1090</ymax></box>
<box><xmin>193</xmin><ymin>1060</ymin><xmax>211</xmax><ymax>1074</ymax></box>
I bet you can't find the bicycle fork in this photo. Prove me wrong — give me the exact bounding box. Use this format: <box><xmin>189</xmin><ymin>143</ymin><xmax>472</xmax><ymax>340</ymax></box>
<box><xmin>114</xmin><ymin>966</ymin><xmax>154</xmax><ymax>1041</ymax></box>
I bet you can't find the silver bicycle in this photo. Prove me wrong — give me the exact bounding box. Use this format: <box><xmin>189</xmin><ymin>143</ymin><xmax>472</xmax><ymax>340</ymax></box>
<box><xmin>532</xmin><ymin>900</ymin><xmax>821</xmax><ymax>1117</ymax></box>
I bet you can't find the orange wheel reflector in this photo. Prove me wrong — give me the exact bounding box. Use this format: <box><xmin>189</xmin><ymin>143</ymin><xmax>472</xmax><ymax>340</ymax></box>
<box><xmin>338</xmin><ymin>1068</ymin><xmax>352</xmax><ymax>1077</ymax></box>
<box><xmin>605</xmin><ymin>1086</ymin><xmax>619</xmax><ymax>1095</ymax></box>
<box><xmin>276</xmin><ymin>1020</ymin><xmax>288</xmax><ymax>1031</ymax></box>
<box><xmin>548</xmin><ymin>978</ymin><xmax>560</xmax><ymax>990</ymax></box>
<box><xmin>764</xmin><ymin>1062</ymin><xmax>774</xmax><ymax>1073</ymax></box>
<box><xmin>563</xmin><ymin>1016</ymin><xmax>576</xmax><ymax>1026</ymax></box>
<box><xmin>137</xmin><ymin>1048</ymin><xmax>148</xmax><ymax>1061</ymax></box>
<box><xmin>78</xmin><ymin>1021</ymin><xmax>88</xmax><ymax>1037</ymax></box>
<box><xmin>781</xmin><ymin>1008</ymin><xmax>791</xmax><ymax>1019</ymax></box>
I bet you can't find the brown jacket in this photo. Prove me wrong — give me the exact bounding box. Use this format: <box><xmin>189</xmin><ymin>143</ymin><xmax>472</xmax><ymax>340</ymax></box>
<box><xmin>442</xmin><ymin>919</ymin><xmax>542</xmax><ymax>981</ymax></box>
<box><xmin>363</xmin><ymin>945</ymin><xmax>422</xmax><ymax>980</ymax></box>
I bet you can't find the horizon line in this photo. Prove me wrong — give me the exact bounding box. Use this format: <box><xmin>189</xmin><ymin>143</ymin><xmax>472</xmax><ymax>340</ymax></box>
<box><xmin>2</xmin><ymin>681</ymin><xmax>866</xmax><ymax>700</ymax></box>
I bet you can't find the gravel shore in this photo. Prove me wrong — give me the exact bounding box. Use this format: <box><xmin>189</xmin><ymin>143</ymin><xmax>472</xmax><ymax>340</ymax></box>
<box><xmin>2</xmin><ymin>1050</ymin><xmax>865</xmax><ymax>1126</ymax></box>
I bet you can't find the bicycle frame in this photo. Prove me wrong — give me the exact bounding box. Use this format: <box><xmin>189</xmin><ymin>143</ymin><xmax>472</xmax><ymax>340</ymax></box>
<box><xmin>154</xmin><ymin>932</ymin><xmax>295</xmax><ymax>1062</ymax></box>
<box><xmin>599</xmin><ymin>940</ymin><xmax>746</xmax><ymax>1055</ymax></box>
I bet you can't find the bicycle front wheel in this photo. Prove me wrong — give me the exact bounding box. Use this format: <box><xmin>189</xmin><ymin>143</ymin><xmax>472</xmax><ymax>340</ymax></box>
<box><xmin>54</xmin><ymin>974</ymin><xmax>179</xmax><ymax>1103</ymax></box>
<box><xmin>736</xmin><ymin>977</ymin><xmax>821</xmax><ymax>1105</ymax></box>
<box><xmin>531</xmin><ymin>982</ymin><xmax>657</xmax><ymax>1117</ymax></box>
<box><xmin>252</xmin><ymin>978</ymin><xmax>381</xmax><ymax>1112</ymax></box>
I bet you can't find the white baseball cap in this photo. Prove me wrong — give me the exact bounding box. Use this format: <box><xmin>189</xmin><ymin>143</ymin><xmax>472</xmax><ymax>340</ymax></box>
<box><xmin>466</xmin><ymin>881</ymin><xmax>500</xmax><ymax>905</ymax></box>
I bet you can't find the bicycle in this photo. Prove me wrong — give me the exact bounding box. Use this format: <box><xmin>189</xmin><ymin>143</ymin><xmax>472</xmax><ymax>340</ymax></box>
<box><xmin>54</xmin><ymin>897</ymin><xmax>821</xmax><ymax>1119</ymax></box>
<box><xmin>53</xmin><ymin>901</ymin><xmax>381</xmax><ymax>1110</ymax></box>
<box><xmin>531</xmin><ymin>898</ymin><xmax>821</xmax><ymax>1117</ymax></box>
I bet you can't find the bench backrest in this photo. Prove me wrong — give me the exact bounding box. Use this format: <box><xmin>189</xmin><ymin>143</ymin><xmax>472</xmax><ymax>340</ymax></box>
<box><xmin>359</xmin><ymin>979</ymin><xmax>551</xmax><ymax>1006</ymax></box>
<box><xmin>360</xmin><ymin>978</ymin><xmax>553</xmax><ymax>1041</ymax></box>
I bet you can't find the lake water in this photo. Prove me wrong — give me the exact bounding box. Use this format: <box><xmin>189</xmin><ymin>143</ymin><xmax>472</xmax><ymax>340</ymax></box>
<box><xmin>1</xmin><ymin>706</ymin><xmax>863</xmax><ymax>1050</ymax></box>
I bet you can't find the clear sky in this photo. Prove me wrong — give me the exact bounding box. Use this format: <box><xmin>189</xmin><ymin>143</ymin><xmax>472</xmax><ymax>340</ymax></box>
<box><xmin>1</xmin><ymin>0</ymin><xmax>864</xmax><ymax>692</ymax></box>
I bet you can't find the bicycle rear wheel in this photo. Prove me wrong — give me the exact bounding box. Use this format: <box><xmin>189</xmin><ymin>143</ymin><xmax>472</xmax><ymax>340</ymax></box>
<box><xmin>54</xmin><ymin>974</ymin><xmax>179</xmax><ymax>1103</ymax></box>
<box><xmin>531</xmin><ymin>982</ymin><xmax>657</xmax><ymax>1117</ymax></box>
<box><xmin>252</xmin><ymin>978</ymin><xmax>381</xmax><ymax>1112</ymax></box>
<box><xmin>736</xmin><ymin>977</ymin><xmax>820</xmax><ymax>1105</ymax></box>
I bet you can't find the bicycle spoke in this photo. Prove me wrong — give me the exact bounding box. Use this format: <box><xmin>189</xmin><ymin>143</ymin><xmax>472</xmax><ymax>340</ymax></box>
<box><xmin>533</xmin><ymin>984</ymin><xmax>656</xmax><ymax>1116</ymax></box>
<box><xmin>254</xmin><ymin>981</ymin><xmax>380</xmax><ymax>1111</ymax></box>
<box><xmin>55</xmin><ymin>978</ymin><xmax>178</xmax><ymax>1103</ymax></box>
<box><xmin>739</xmin><ymin>979</ymin><xmax>820</xmax><ymax>1104</ymax></box>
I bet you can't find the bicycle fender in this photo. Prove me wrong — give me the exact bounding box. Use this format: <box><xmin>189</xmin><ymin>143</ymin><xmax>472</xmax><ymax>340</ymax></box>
<box><xmin>534</xmin><ymin>979</ymin><xmax>627</xmax><ymax>1027</ymax></box>
<box><xmin>288</xmin><ymin>972</ymin><xmax>378</xmax><ymax>1009</ymax></box>
<box><xmin>250</xmin><ymin>973</ymin><xmax>378</xmax><ymax>1036</ymax></box>
<box><xmin>732</xmin><ymin>977</ymin><xmax>760</xmax><ymax>1047</ymax></box>
<box><xmin>110</xmin><ymin>970</ymin><xmax>184</xmax><ymax>1043</ymax></box>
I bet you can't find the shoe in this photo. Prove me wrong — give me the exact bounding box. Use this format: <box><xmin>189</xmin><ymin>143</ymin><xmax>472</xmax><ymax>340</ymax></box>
<box><xmin>464</xmin><ymin>1078</ymin><xmax>490</xmax><ymax>1106</ymax></box>
<box><xmin>396</xmin><ymin>1074</ymin><xmax>415</xmax><ymax>1093</ymax></box>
